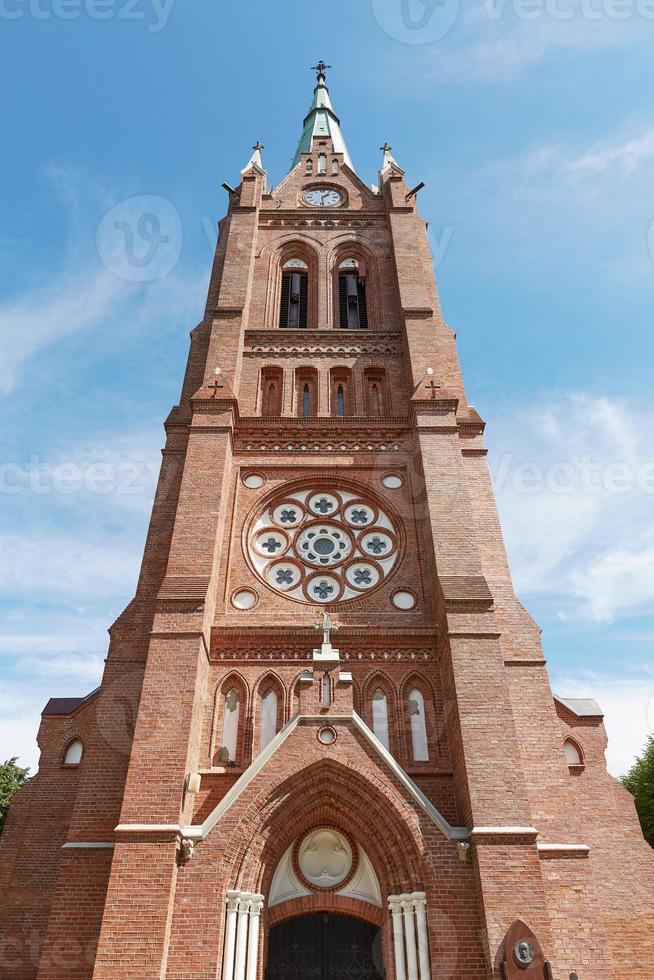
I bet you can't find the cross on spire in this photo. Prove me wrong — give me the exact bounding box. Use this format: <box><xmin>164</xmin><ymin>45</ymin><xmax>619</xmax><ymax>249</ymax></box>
<box><xmin>253</xmin><ymin>140</ymin><xmax>264</xmax><ymax>152</ymax></box>
<box><xmin>314</xmin><ymin>610</ymin><xmax>339</xmax><ymax>647</ymax></box>
<box><xmin>311</xmin><ymin>60</ymin><xmax>332</xmax><ymax>82</ymax></box>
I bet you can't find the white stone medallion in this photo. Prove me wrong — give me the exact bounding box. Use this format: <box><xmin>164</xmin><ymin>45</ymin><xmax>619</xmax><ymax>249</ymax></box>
<box><xmin>246</xmin><ymin>486</ymin><xmax>402</xmax><ymax>604</ymax></box>
<box><xmin>294</xmin><ymin>827</ymin><xmax>356</xmax><ymax>892</ymax></box>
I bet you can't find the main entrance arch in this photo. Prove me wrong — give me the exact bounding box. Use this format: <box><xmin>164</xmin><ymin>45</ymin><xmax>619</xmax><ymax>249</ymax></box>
<box><xmin>266</xmin><ymin>912</ymin><xmax>384</xmax><ymax>979</ymax></box>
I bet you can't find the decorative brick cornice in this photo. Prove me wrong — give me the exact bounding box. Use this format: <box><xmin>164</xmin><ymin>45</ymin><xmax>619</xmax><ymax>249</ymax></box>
<box><xmin>235</xmin><ymin>417</ymin><xmax>410</xmax><ymax>454</ymax></box>
<box><xmin>244</xmin><ymin>329</ymin><xmax>402</xmax><ymax>357</ymax></box>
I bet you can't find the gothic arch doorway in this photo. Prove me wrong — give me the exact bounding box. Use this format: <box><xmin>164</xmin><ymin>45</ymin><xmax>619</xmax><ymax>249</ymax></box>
<box><xmin>265</xmin><ymin>912</ymin><xmax>384</xmax><ymax>979</ymax></box>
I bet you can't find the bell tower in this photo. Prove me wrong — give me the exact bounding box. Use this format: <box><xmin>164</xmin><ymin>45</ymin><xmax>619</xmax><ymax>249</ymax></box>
<box><xmin>3</xmin><ymin>62</ymin><xmax>654</xmax><ymax>980</ymax></box>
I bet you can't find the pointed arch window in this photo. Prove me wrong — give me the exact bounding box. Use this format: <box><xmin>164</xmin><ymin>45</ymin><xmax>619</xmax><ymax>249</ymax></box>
<box><xmin>338</xmin><ymin>260</ymin><xmax>368</xmax><ymax>329</ymax></box>
<box><xmin>364</xmin><ymin>369</ymin><xmax>388</xmax><ymax>417</ymax></box>
<box><xmin>220</xmin><ymin>688</ymin><xmax>240</xmax><ymax>763</ymax></box>
<box><xmin>63</xmin><ymin>738</ymin><xmax>84</xmax><ymax>766</ymax></box>
<box><xmin>408</xmin><ymin>688</ymin><xmax>429</xmax><ymax>761</ymax></box>
<box><xmin>259</xmin><ymin>688</ymin><xmax>278</xmax><ymax>752</ymax></box>
<box><xmin>372</xmin><ymin>689</ymin><xmax>390</xmax><ymax>751</ymax></box>
<box><xmin>370</xmin><ymin>383</ymin><xmax>381</xmax><ymax>417</ymax></box>
<box><xmin>260</xmin><ymin>367</ymin><xmax>283</xmax><ymax>417</ymax></box>
<box><xmin>564</xmin><ymin>739</ymin><xmax>583</xmax><ymax>766</ymax></box>
<box><xmin>318</xmin><ymin>153</ymin><xmax>327</xmax><ymax>174</ymax></box>
<box><xmin>296</xmin><ymin>368</ymin><xmax>318</xmax><ymax>418</ymax></box>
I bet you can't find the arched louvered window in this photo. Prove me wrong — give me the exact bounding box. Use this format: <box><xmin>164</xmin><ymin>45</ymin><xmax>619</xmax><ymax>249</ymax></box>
<box><xmin>279</xmin><ymin>271</ymin><xmax>308</xmax><ymax>329</ymax></box>
<box><xmin>306</xmin><ymin>159</ymin><xmax>313</xmax><ymax>175</ymax></box>
<box><xmin>318</xmin><ymin>153</ymin><xmax>327</xmax><ymax>174</ymax></box>
<box><xmin>220</xmin><ymin>689</ymin><xmax>240</xmax><ymax>763</ymax></box>
<box><xmin>372</xmin><ymin>689</ymin><xmax>390</xmax><ymax>751</ymax></box>
<box><xmin>332</xmin><ymin>159</ymin><xmax>339</xmax><ymax>174</ymax></box>
<box><xmin>338</xmin><ymin>263</ymin><xmax>368</xmax><ymax>329</ymax></box>
<box><xmin>259</xmin><ymin>689</ymin><xmax>278</xmax><ymax>752</ymax></box>
<box><xmin>408</xmin><ymin>688</ymin><xmax>429</xmax><ymax>761</ymax></box>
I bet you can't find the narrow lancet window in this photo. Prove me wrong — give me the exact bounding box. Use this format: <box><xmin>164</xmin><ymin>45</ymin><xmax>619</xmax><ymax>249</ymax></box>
<box><xmin>322</xmin><ymin>674</ymin><xmax>331</xmax><ymax>706</ymax></box>
<box><xmin>337</xmin><ymin>385</ymin><xmax>345</xmax><ymax>417</ymax></box>
<box><xmin>221</xmin><ymin>689</ymin><xmax>240</xmax><ymax>763</ymax></box>
<box><xmin>372</xmin><ymin>689</ymin><xmax>390</xmax><ymax>751</ymax></box>
<box><xmin>259</xmin><ymin>689</ymin><xmax>278</xmax><ymax>752</ymax></box>
<box><xmin>408</xmin><ymin>688</ymin><xmax>429</xmax><ymax>761</ymax></box>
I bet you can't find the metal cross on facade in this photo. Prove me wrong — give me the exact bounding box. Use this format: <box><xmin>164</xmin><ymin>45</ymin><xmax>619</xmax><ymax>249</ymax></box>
<box><xmin>425</xmin><ymin>379</ymin><xmax>441</xmax><ymax>399</ymax></box>
<box><xmin>208</xmin><ymin>379</ymin><xmax>225</xmax><ymax>398</ymax></box>
<box><xmin>314</xmin><ymin>610</ymin><xmax>339</xmax><ymax>646</ymax></box>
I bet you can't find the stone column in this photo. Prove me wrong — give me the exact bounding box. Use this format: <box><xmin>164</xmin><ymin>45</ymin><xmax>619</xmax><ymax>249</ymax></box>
<box><xmin>402</xmin><ymin>898</ymin><xmax>419</xmax><ymax>980</ymax></box>
<box><xmin>245</xmin><ymin>896</ymin><xmax>264</xmax><ymax>980</ymax></box>
<box><xmin>222</xmin><ymin>890</ymin><xmax>240</xmax><ymax>980</ymax></box>
<box><xmin>388</xmin><ymin>896</ymin><xmax>406</xmax><ymax>980</ymax></box>
<box><xmin>233</xmin><ymin>894</ymin><xmax>252</xmax><ymax>980</ymax></box>
<box><xmin>412</xmin><ymin>893</ymin><xmax>431</xmax><ymax>980</ymax></box>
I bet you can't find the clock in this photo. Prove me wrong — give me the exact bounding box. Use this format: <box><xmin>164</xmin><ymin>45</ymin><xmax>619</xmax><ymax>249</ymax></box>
<box><xmin>303</xmin><ymin>188</ymin><xmax>343</xmax><ymax>208</ymax></box>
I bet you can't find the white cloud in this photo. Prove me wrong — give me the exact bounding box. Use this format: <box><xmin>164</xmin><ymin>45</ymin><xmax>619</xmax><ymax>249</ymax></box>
<box><xmin>490</xmin><ymin>391</ymin><xmax>654</xmax><ymax>622</ymax></box>
<box><xmin>455</xmin><ymin>122</ymin><xmax>654</xmax><ymax>286</ymax></box>
<box><xmin>0</xmin><ymin>269</ymin><xmax>131</xmax><ymax>395</ymax></box>
<box><xmin>0</xmin><ymin>164</ymin><xmax>207</xmax><ymax>395</ymax></box>
<box><xmin>425</xmin><ymin>5</ymin><xmax>645</xmax><ymax>83</ymax></box>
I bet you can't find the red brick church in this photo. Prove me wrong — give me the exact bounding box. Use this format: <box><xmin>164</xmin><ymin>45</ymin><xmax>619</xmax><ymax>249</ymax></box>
<box><xmin>2</xmin><ymin>63</ymin><xmax>653</xmax><ymax>980</ymax></box>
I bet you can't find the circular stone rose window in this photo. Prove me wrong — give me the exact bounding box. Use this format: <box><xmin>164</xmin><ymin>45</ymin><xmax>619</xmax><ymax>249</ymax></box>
<box><xmin>246</xmin><ymin>486</ymin><xmax>402</xmax><ymax>605</ymax></box>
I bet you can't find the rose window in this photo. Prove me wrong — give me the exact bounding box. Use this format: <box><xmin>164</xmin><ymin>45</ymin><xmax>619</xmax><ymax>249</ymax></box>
<box><xmin>247</xmin><ymin>487</ymin><xmax>401</xmax><ymax>604</ymax></box>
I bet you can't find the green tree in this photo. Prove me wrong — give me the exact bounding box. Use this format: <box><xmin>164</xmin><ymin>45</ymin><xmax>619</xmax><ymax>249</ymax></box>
<box><xmin>622</xmin><ymin>736</ymin><xmax>654</xmax><ymax>848</ymax></box>
<box><xmin>0</xmin><ymin>757</ymin><xmax>30</xmax><ymax>834</ymax></box>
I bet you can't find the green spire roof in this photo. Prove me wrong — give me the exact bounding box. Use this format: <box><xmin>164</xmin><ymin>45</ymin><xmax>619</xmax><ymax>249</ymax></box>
<box><xmin>291</xmin><ymin>62</ymin><xmax>355</xmax><ymax>172</ymax></box>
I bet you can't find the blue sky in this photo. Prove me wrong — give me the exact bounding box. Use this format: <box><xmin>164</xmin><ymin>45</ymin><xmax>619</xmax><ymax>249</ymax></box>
<box><xmin>1</xmin><ymin>0</ymin><xmax>653</xmax><ymax>776</ymax></box>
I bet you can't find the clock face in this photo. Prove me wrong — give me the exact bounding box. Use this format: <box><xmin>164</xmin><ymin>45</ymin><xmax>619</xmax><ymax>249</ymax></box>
<box><xmin>303</xmin><ymin>188</ymin><xmax>342</xmax><ymax>208</ymax></box>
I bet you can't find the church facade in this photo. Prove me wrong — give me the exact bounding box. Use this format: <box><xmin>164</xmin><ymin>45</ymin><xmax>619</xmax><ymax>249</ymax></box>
<box><xmin>2</xmin><ymin>64</ymin><xmax>653</xmax><ymax>980</ymax></box>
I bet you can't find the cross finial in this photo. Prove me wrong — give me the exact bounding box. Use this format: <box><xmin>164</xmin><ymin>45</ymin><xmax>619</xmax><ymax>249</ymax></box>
<box><xmin>253</xmin><ymin>140</ymin><xmax>264</xmax><ymax>152</ymax></box>
<box><xmin>314</xmin><ymin>610</ymin><xmax>339</xmax><ymax>646</ymax></box>
<box><xmin>381</xmin><ymin>142</ymin><xmax>392</xmax><ymax>154</ymax></box>
<box><xmin>311</xmin><ymin>60</ymin><xmax>331</xmax><ymax>82</ymax></box>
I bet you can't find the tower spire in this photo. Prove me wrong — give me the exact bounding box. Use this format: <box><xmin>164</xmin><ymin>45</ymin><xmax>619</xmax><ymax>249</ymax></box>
<box><xmin>241</xmin><ymin>140</ymin><xmax>266</xmax><ymax>176</ymax></box>
<box><xmin>291</xmin><ymin>61</ymin><xmax>355</xmax><ymax>173</ymax></box>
